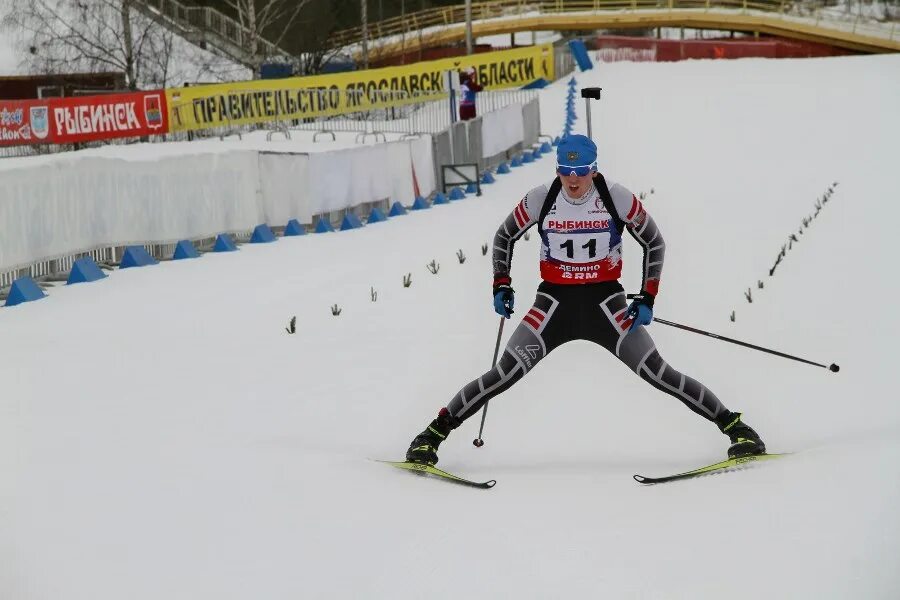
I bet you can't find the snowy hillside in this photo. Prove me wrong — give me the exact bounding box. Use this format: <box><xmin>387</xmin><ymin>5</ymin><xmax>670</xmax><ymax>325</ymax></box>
<box><xmin>0</xmin><ymin>30</ymin><xmax>20</xmax><ymax>75</ymax></box>
<box><xmin>0</xmin><ymin>11</ymin><xmax>248</xmax><ymax>85</ymax></box>
<box><xmin>1</xmin><ymin>54</ymin><xmax>899</xmax><ymax>599</ymax></box>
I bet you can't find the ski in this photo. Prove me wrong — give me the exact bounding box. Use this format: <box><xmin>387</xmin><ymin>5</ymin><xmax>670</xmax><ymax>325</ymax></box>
<box><xmin>378</xmin><ymin>460</ymin><xmax>496</xmax><ymax>489</ymax></box>
<box><xmin>633</xmin><ymin>453</ymin><xmax>787</xmax><ymax>484</ymax></box>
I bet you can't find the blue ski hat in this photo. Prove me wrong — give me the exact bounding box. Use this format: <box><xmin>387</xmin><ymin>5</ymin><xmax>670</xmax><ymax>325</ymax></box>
<box><xmin>556</xmin><ymin>134</ymin><xmax>597</xmax><ymax>169</ymax></box>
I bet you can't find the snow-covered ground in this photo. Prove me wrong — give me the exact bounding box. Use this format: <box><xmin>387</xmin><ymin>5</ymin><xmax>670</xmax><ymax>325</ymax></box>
<box><xmin>2</xmin><ymin>53</ymin><xmax>899</xmax><ymax>599</ymax></box>
<box><xmin>0</xmin><ymin>129</ymin><xmax>420</xmax><ymax>170</ymax></box>
<box><xmin>477</xmin><ymin>30</ymin><xmax>562</xmax><ymax>47</ymax></box>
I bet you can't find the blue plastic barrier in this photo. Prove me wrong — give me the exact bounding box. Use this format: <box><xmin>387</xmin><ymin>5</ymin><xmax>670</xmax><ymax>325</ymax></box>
<box><xmin>315</xmin><ymin>217</ymin><xmax>335</xmax><ymax>233</ymax></box>
<box><xmin>251</xmin><ymin>224</ymin><xmax>277</xmax><ymax>243</ymax></box>
<box><xmin>449</xmin><ymin>187</ymin><xmax>466</xmax><ymax>200</ymax></box>
<box><xmin>284</xmin><ymin>219</ymin><xmax>306</xmax><ymax>236</ymax></box>
<box><xmin>173</xmin><ymin>240</ymin><xmax>201</xmax><ymax>259</ymax></box>
<box><xmin>5</xmin><ymin>276</ymin><xmax>46</xmax><ymax>307</ymax></box>
<box><xmin>121</xmin><ymin>245</ymin><xmax>160</xmax><ymax>266</ymax></box>
<box><xmin>389</xmin><ymin>202</ymin><xmax>408</xmax><ymax>216</ymax></box>
<box><xmin>568</xmin><ymin>40</ymin><xmax>593</xmax><ymax>71</ymax></box>
<box><xmin>213</xmin><ymin>234</ymin><xmax>238</xmax><ymax>252</ymax></box>
<box><xmin>340</xmin><ymin>213</ymin><xmax>364</xmax><ymax>230</ymax></box>
<box><xmin>368</xmin><ymin>207</ymin><xmax>388</xmax><ymax>223</ymax></box>
<box><xmin>411</xmin><ymin>196</ymin><xmax>430</xmax><ymax>210</ymax></box>
<box><xmin>67</xmin><ymin>257</ymin><xmax>107</xmax><ymax>284</ymax></box>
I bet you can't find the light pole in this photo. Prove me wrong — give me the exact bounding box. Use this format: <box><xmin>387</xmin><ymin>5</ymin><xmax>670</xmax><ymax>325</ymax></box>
<box><xmin>361</xmin><ymin>0</ymin><xmax>369</xmax><ymax>69</ymax></box>
<box><xmin>465</xmin><ymin>0</ymin><xmax>473</xmax><ymax>55</ymax></box>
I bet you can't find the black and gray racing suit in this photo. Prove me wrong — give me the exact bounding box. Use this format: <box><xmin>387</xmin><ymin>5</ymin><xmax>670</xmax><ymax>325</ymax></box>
<box><xmin>444</xmin><ymin>175</ymin><xmax>728</xmax><ymax>424</ymax></box>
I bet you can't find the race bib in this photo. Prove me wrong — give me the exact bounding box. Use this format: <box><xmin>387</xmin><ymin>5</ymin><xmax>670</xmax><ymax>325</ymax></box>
<box><xmin>545</xmin><ymin>230</ymin><xmax>612</xmax><ymax>264</ymax></box>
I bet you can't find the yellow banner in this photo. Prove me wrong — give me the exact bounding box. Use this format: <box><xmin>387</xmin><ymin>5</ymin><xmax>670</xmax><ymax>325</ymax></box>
<box><xmin>165</xmin><ymin>44</ymin><xmax>554</xmax><ymax>132</ymax></box>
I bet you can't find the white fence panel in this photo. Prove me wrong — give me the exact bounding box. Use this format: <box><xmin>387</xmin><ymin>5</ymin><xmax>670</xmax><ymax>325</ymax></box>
<box><xmin>258</xmin><ymin>152</ymin><xmax>311</xmax><ymax>224</ymax></box>
<box><xmin>480</xmin><ymin>103</ymin><xmax>525</xmax><ymax>158</ymax></box>
<box><xmin>0</xmin><ymin>151</ymin><xmax>262</xmax><ymax>273</ymax></box>
<box><xmin>0</xmin><ymin>133</ymin><xmax>438</xmax><ymax>277</ymax></box>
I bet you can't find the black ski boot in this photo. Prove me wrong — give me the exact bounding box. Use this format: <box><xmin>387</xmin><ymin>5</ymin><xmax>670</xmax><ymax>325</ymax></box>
<box><xmin>715</xmin><ymin>411</ymin><xmax>766</xmax><ymax>458</ymax></box>
<box><xmin>405</xmin><ymin>408</ymin><xmax>460</xmax><ymax>465</ymax></box>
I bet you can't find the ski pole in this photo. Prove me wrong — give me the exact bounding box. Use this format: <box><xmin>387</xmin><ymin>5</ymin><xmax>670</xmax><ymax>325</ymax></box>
<box><xmin>473</xmin><ymin>317</ymin><xmax>505</xmax><ymax>447</ymax></box>
<box><xmin>652</xmin><ymin>316</ymin><xmax>839</xmax><ymax>372</ymax></box>
<box><xmin>625</xmin><ymin>295</ymin><xmax>839</xmax><ymax>372</ymax></box>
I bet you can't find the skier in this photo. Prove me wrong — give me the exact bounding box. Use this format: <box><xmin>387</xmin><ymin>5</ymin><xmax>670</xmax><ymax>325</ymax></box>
<box><xmin>406</xmin><ymin>134</ymin><xmax>766</xmax><ymax>465</ymax></box>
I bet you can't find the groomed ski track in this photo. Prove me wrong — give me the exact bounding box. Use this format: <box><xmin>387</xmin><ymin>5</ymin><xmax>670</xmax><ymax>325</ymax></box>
<box><xmin>1</xmin><ymin>54</ymin><xmax>899</xmax><ymax>599</ymax></box>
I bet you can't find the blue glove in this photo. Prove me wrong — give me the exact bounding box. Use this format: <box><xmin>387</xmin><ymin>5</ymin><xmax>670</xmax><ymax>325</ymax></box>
<box><xmin>627</xmin><ymin>293</ymin><xmax>655</xmax><ymax>331</ymax></box>
<box><xmin>494</xmin><ymin>286</ymin><xmax>514</xmax><ymax>318</ymax></box>
<box><xmin>493</xmin><ymin>275</ymin><xmax>514</xmax><ymax>318</ymax></box>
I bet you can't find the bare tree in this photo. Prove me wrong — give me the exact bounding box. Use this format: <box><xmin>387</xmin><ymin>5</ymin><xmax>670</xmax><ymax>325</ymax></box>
<box><xmin>1</xmin><ymin>0</ymin><xmax>173</xmax><ymax>89</ymax></box>
<box><xmin>223</xmin><ymin>0</ymin><xmax>312</xmax><ymax>77</ymax></box>
<box><xmin>294</xmin><ymin>45</ymin><xmax>348</xmax><ymax>76</ymax></box>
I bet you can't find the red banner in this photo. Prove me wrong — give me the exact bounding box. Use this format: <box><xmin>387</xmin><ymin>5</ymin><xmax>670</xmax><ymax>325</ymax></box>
<box><xmin>593</xmin><ymin>35</ymin><xmax>850</xmax><ymax>64</ymax></box>
<box><xmin>0</xmin><ymin>90</ymin><xmax>169</xmax><ymax>147</ymax></box>
<box><xmin>49</xmin><ymin>91</ymin><xmax>169</xmax><ymax>144</ymax></box>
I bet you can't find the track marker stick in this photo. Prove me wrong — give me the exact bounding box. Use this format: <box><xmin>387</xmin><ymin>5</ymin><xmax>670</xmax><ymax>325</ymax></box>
<box><xmin>581</xmin><ymin>87</ymin><xmax>602</xmax><ymax>138</ymax></box>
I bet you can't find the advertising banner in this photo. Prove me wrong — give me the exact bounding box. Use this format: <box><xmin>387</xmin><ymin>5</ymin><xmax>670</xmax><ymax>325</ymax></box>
<box><xmin>0</xmin><ymin>90</ymin><xmax>169</xmax><ymax>147</ymax></box>
<box><xmin>166</xmin><ymin>44</ymin><xmax>554</xmax><ymax>132</ymax></box>
<box><xmin>0</xmin><ymin>101</ymin><xmax>41</xmax><ymax>145</ymax></box>
<box><xmin>48</xmin><ymin>91</ymin><xmax>168</xmax><ymax>144</ymax></box>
